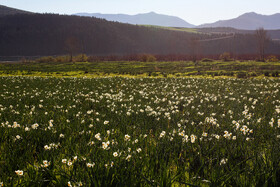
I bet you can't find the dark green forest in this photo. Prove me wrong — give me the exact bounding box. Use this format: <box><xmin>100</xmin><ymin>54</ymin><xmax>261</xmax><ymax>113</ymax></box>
<box><xmin>0</xmin><ymin>5</ymin><xmax>31</xmax><ymax>16</ymax></box>
<box><xmin>0</xmin><ymin>14</ymin><xmax>280</xmax><ymax>57</ymax></box>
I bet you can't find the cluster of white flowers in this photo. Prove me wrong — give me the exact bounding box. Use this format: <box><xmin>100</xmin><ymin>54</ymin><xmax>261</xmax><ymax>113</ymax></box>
<box><xmin>159</xmin><ymin>131</ymin><xmax>166</xmax><ymax>138</ymax></box>
<box><xmin>223</xmin><ymin>131</ymin><xmax>232</xmax><ymax>140</ymax></box>
<box><xmin>41</xmin><ymin>160</ymin><xmax>51</xmax><ymax>168</ymax></box>
<box><xmin>15</xmin><ymin>170</ymin><xmax>24</xmax><ymax>176</ymax></box>
<box><xmin>86</xmin><ymin>162</ymin><xmax>95</xmax><ymax>168</ymax></box>
<box><xmin>124</xmin><ymin>134</ymin><xmax>131</xmax><ymax>141</ymax></box>
<box><xmin>190</xmin><ymin>134</ymin><xmax>197</xmax><ymax>143</ymax></box>
<box><xmin>68</xmin><ymin>181</ymin><xmax>83</xmax><ymax>187</ymax></box>
<box><xmin>61</xmin><ymin>157</ymin><xmax>78</xmax><ymax>167</ymax></box>
<box><xmin>102</xmin><ymin>141</ymin><xmax>110</xmax><ymax>150</ymax></box>
<box><xmin>95</xmin><ymin>133</ymin><xmax>101</xmax><ymax>141</ymax></box>
<box><xmin>220</xmin><ymin>158</ymin><xmax>228</xmax><ymax>165</ymax></box>
<box><xmin>12</xmin><ymin>122</ymin><xmax>21</xmax><ymax>128</ymax></box>
<box><xmin>44</xmin><ymin>143</ymin><xmax>60</xmax><ymax>150</ymax></box>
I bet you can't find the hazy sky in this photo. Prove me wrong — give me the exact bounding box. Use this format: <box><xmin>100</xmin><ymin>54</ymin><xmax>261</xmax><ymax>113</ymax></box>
<box><xmin>1</xmin><ymin>0</ymin><xmax>280</xmax><ymax>25</ymax></box>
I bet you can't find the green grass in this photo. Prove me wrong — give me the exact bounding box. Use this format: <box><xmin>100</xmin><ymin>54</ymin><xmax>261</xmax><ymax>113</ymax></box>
<box><xmin>141</xmin><ymin>25</ymin><xmax>198</xmax><ymax>33</ymax></box>
<box><xmin>0</xmin><ymin>60</ymin><xmax>280</xmax><ymax>78</ymax></box>
<box><xmin>0</xmin><ymin>77</ymin><xmax>280</xmax><ymax>186</ymax></box>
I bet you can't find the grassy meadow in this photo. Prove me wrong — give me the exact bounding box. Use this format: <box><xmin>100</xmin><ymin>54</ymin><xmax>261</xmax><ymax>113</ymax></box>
<box><xmin>0</xmin><ymin>75</ymin><xmax>280</xmax><ymax>186</ymax></box>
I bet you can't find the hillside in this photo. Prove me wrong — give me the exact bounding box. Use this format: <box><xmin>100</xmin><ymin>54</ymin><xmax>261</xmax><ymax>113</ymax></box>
<box><xmin>199</xmin><ymin>12</ymin><xmax>280</xmax><ymax>30</ymax></box>
<box><xmin>197</xmin><ymin>27</ymin><xmax>280</xmax><ymax>40</ymax></box>
<box><xmin>0</xmin><ymin>5</ymin><xmax>31</xmax><ymax>16</ymax></box>
<box><xmin>0</xmin><ymin>14</ymin><xmax>280</xmax><ymax>58</ymax></box>
<box><xmin>75</xmin><ymin>12</ymin><xmax>195</xmax><ymax>28</ymax></box>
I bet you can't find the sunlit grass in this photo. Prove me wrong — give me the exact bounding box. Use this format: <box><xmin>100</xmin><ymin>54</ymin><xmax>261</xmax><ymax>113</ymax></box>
<box><xmin>0</xmin><ymin>60</ymin><xmax>279</xmax><ymax>78</ymax></box>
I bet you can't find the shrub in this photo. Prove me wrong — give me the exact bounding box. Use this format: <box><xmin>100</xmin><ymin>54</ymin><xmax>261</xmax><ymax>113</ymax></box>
<box><xmin>272</xmin><ymin>71</ymin><xmax>279</xmax><ymax>77</ymax></box>
<box><xmin>88</xmin><ymin>56</ymin><xmax>100</xmax><ymax>62</ymax></box>
<box><xmin>161</xmin><ymin>73</ymin><xmax>168</xmax><ymax>78</ymax></box>
<box><xmin>55</xmin><ymin>56</ymin><xmax>70</xmax><ymax>63</ymax></box>
<box><xmin>36</xmin><ymin>56</ymin><xmax>55</xmax><ymax>63</ymax></box>
<box><xmin>219</xmin><ymin>52</ymin><xmax>232</xmax><ymax>62</ymax></box>
<box><xmin>250</xmin><ymin>72</ymin><xmax>257</xmax><ymax>77</ymax></box>
<box><xmin>73</xmin><ymin>54</ymin><xmax>88</xmax><ymax>62</ymax></box>
<box><xmin>266</xmin><ymin>55</ymin><xmax>279</xmax><ymax>62</ymax></box>
<box><xmin>201</xmin><ymin>58</ymin><xmax>214</xmax><ymax>62</ymax></box>
<box><xmin>140</xmin><ymin>54</ymin><xmax>157</xmax><ymax>62</ymax></box>
<box><xmin>264</xmin><ymin>72</ymin><xmax>270</xmax><ymax>77</ymax></box>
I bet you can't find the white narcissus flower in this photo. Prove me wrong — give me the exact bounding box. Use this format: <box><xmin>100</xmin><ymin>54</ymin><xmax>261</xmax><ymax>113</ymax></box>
<box><xmin>124</xmin><ymin>134</ymin><xmax>131</xmax><ymax>141</ymax></box>
<box><xmin>68</xmin><ymin>181</ymin><xmax>72</xmax><ymax>187</ymax></box>
<box><xmin>102</xmin><ymin>141</ymin><xmax>110</xmax><ymax>150</ymax></box>
<box><xmin>62</xmin><ymin>159</ymin><xmax>67</xmax><ymax>164</ymax></box>
<box><xmin>190</xmin><ymin>134</ymin><xmax>196</xmax><ymax>143</ymax></box>
<box><xmin>159</xmin><ymin>131</ymin><xmax>166</xmax><ymax>138</ymax></box>
<box><xmin>220</xmin><ymin>158</ymin><xmax>228</xmax><ymax>165</ymax></box>
<box><xmin>113</xmin><ymin>152</ymin><xmax>118</xmax><ymax>157</ymax></box>
<box><xmin>42</xmin><ymin>160</ymin><xmax>50</xmax><ymax>168</ymax></box>
<box><xmin>202</xmin><ymin>132</ymin><xmax>208</xmax><ymax>137</ymax></box>
<box><xmin>16</xmin><ymin>135</ymin><xmax>21</xmax><ymax>140</ymax></box>
<box><xmin>31</xmin><ymin>123</ymin><xmax>39</xmax><ymax>129</ymax></box>
<box><xmin>95</xmin><ymin>133</ymin><xmax>101</xmax><ymax>141</ymax></box>
<box><xmin>67</xmin><ymin>160</ymin><xmax>73</xmax><ymax>166</ymax></box>
<box><xmin>126</xmin><ymin>155</ymin><xmax>132</xmax><ymax>161</ymax></box>
<box><xmin>44</xmin><ymin>145</ymin><xmax>51</xmax><ymax>150</ymax></box>
<box><xmin>15</xmin><ymin>170</ymin><xmax>24</xmax><ymax>176</ymax></box>
<box><xmin>87</xmin><ymin>162</ymin><xmax>95</xmax><ymax>168</ymax></box>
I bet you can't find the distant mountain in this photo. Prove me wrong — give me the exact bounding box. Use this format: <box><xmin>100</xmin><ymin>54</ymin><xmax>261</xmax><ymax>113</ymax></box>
<box><xmin>0</xmin><ymin>5</ymin><xmax>31</xmax><ymax>16</ymax></box>
<box><xmin>198</xmin><ymin>12</ymin><xmax>280</xmax><ymax>30</ymax></box>
<box><xmin>74</xmin><ymin>12</ymin><xmax>195</xmax><ymax>28</ymax></box>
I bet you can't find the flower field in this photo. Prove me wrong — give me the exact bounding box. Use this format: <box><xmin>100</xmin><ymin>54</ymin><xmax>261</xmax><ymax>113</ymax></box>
<box><xmin>0</xmin><ymin>76</ymin><xmax>280</xmax><ymax>186</ymax></box>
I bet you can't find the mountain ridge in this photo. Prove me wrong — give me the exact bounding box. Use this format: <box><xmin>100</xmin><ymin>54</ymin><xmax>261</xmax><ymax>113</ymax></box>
<box><xmin>198</xmin><ymin>12</ymin><xmax>280</xmax><ymax>30</ymax></box>
<box><xmin>1</xmin><ymin>4</ymin><xmax>280</xmax><ymax>30</ymax></box>
<box><xmin>74</xmin><ymin>12</ymin><xmax>195</xmax><ymax>28</ymax></box>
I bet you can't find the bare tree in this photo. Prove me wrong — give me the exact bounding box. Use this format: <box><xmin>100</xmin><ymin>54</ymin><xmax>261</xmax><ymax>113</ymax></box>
<box><xmin>65</xmin><ymin>36</ymin><xmax>80</xmax><ymax>62</ymax></box>
<box><xmin>190</xmin><ymin>37</ymin><xmax>200</xmax><ymax>63</ymax></box>
<box><xmin>255</xmin><ymin>27</ymin><xmax>269</xmax><ymax>62</ymax></box>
